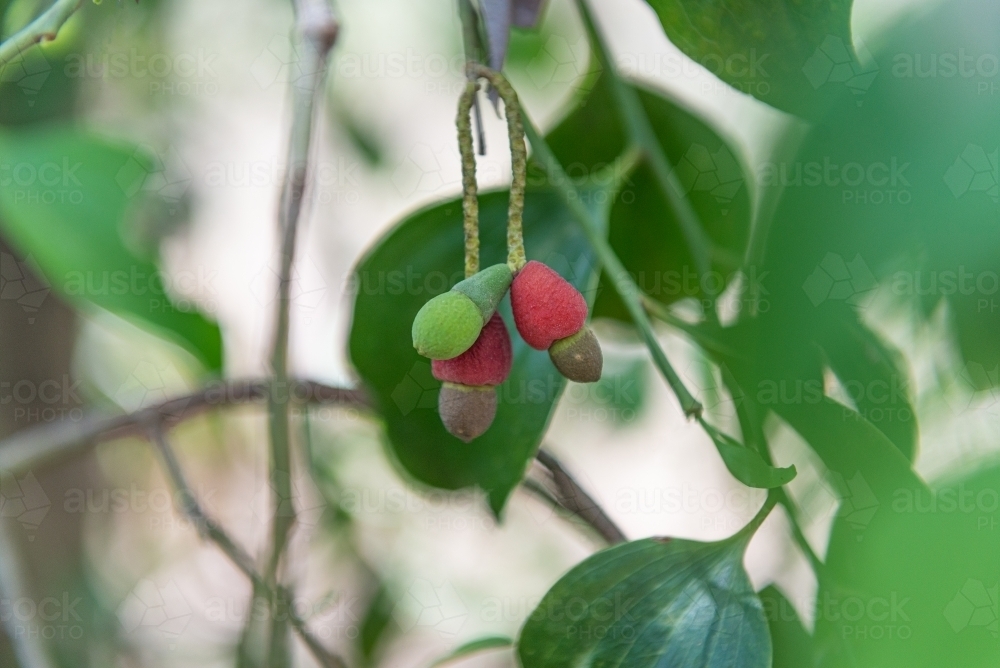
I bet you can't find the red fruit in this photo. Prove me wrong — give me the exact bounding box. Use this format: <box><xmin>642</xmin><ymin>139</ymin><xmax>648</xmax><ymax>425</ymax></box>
<box><xmin>510</xmin><ymin>260</ymin><xmax>588</xmax><ymax>350</ymax></box>
<box><xmin>432</xmin><ymin>312</ymin><xmax>513</xmax><ymax>386</ymax></box>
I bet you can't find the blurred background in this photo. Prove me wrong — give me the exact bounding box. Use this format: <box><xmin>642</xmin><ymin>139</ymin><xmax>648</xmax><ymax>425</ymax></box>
<box><xmin>1</xmin><ymin>0</ymin><xmax>997</xmax><ymax>666</ymax></box>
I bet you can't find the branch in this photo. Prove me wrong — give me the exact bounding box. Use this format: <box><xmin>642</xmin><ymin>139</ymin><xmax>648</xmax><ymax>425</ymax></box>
<box><xmin>0</xmin><ymin>379</ymin><xmax>370</xmax><ymax>475</ymax></box>
<box><xmin>534</xmin><ymin>449</ymin><xmax>626</xmax><ymax>545</ymax></box>
<box><xmin>267</xmin><ymin>0</ymin><xmax>339</xmax><ymax>663</ymax></box>
<box><xmin>0</xmin><ymin>0</ymin><xmax>81</xmax><ymax>69</ymax></box>
<box><xmin>147</xmin><ymin>423</ymin><xmax>347</xmax><ymax>668</ymax></box>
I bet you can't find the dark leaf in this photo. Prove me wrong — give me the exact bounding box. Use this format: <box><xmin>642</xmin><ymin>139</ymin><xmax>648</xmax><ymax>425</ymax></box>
<box><xmin>518</xmin><ymin>534</ymin><xmax>771</xmax><ymax>667</ymax></box>
<box><xmin>348</xmin><ymin>188</ymin><xmax>601</xmax><ymax>514</ymax></box>
<box><xmin>542</xmin><ymin>72</ymin><xmax>752</xmax><ymax>320</ymax></box>
<box><xmin>643</xmin><ymin>0</ymin><xmax>860</xmax><ymax>119</ymax></box>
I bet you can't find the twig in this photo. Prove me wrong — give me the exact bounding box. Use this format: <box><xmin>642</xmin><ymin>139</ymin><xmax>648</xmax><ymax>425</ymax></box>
<box><xmin>267</xmin><ymin>1</ymin><xmax>338</xmax><ymax>663</ymax></box>
<box><xmin>146</xmin><ymin>423</ymin><xmax>347</xmax><ymax>668</ymax></box>
<box><xmin>534</xmin><ymin>449</ymin><xmax>626</xmax><ymax>545</ymax></box>
<box><xmin>520</xmin><ymin>112</ymin><xmax>703</xmax><ymax>418</ymax></box>
<box><xmin>0</xmin><ymin>0</ymin><xmax>81</xmax><ymax>69</ymax></box>
<box><xmin>0</xmin><ymin>379</ymin><xmax>369</xmax><ymax>475</ymax></box>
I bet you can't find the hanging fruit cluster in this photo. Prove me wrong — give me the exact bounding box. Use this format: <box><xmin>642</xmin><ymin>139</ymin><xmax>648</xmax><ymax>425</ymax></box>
<box><xmin>409</xmin><ymin>67</ymin><xmax>603</xmax><ymax>442</ymax></box>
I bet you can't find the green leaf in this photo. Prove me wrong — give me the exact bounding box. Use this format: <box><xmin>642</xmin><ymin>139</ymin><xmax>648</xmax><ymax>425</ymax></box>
<box><xmin>517</xmin><ymin>535</ymin><xmax>771</xmax><ymax>667</ymax></box>
<box><xmin>642</xmin><ymin>0</ymin><xmax>861</xmax><ymax>118</ymax></box>
<box><xmin>777</xmin><ymin>398</ymin><xmax>923</xmax><ymax>496</ymax></box>
<box><xmin>348</xmin><ymin>188</ymin><xmax>600</xmax><ymax>515</ymax></box>
<box><xmin>813</xmin><ymin>457</ymin><xmax>1000</xmax><ymax>667</ymax></box>
<box><xmin>703</xmin><ymin>421</ymin><xmax>797</xmax><ymax>489</ymax></box>
<box><xmin>544</xmin><ymin>72</ymin><xmax>753</xmax><ymax>321</ymax></box>
<box><xmin>819</xmin><ymin>315</ymin><xmax>918</xmax><ymax>460</ymax></box>
<box><xmin>430</xmin><ymin>636</ymin><xmax>513</xmax><ymax>667</ymax></box>
<box><xmin>358</xmin><ymin>585</ymin><xmax>395</xmax><ymax>664</ymax></box>
<box><xmin>757</xmin><ymin>0</ymin><xmax>1000</xmax><ymax>389</ymax></box>
<box><xmin>0</xmin><ymin>127</ymin><xmax>222</xmax><ymax>371</ymax></box>
<box><xmin>758</xmin><ymin>586</ymin><xmax>816</xmax><ymax>668</ymax></box>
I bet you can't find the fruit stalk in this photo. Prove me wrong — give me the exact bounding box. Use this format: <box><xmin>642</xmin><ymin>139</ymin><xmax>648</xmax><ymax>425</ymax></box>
<box><xmin>457</xmin><ymin>80</ymin><xmax>480</xmax><ymax>278</ymax></box>
<box><xmin>465</xmin><ymin>64</ymin><xmax>527</xmax><ymax>273</ymax></box>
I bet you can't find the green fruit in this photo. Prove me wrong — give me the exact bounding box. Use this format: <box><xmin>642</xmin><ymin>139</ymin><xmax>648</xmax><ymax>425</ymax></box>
<box><xmin>452</xmin><ymin>263</ymin><xmax>513</xmax><ymax>322</ymax></box>
<box><xmin>438</xmin><ymin>382</ymin><xmax>497</xmax><ymax>442</ymax></box>
<box><xmin>412</xmin><ymin>291</ymin><xmax>483</xmax><ymax>359</ymax></box>
<box><xmin>549</xmin><ymin>327</ymin><xmax>603</xmax><ymax>383</ymax></box>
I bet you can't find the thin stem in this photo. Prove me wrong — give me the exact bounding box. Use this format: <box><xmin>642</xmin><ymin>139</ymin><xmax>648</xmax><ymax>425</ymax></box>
<box><xmin>741</xmin><ymin>489</ymin><xmax>779</xmax><ymax>538</ymax></box>
<box><xmin>457</xmin><ymin>81</ymin><xmax>481</xmax><ymax>278</ymax></box>
<box><xmin>535</xmin><ymin>449</ymin><xmax>627</xmax><ymax>545</ymax></box>
<box><xmin>521</xmin><ymin>116</ymin><xmax>702</xmax><ymax>418</ymax></box>
<box><xmin>721</xmin><ymin>373</ymin><xmax>827</xmax><ymax>576</ymax></box>
<box><xmin>0</xmin><ymin>0</ymin><xmax>81</xmax><ymax>69</ymax></box>
<box><xmin>574</xmin><ymin>0</ymin><xmax>714</xmax><ymax>281</ymax></box>
<box><xmin>266</xmin><ymin>7</ymin><xmax>338</xmax><ymax>665</ymax></box>
<box><xmin>146</xmin><ymin>423</ymin><xmax>347</xmax><ymax>668</ymax></box>
<box><xmin>466</xmin><ymin>64</ymin><xmax>527</xmax><ymax>273</ymax></box>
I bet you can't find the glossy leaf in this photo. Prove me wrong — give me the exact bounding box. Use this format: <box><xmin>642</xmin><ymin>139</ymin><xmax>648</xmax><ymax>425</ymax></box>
<box><xmin>348</xmin><ymin>188</ymin><xmax>600</xmax><ymax>514</ymax></box>
<box><xmin>643</xmin><ymin>0</ymin><xmax>860</xmax><ymax>118</ymax></box>
<box><xmin>518</xmin><ymin>535</ymin><xmax>771</xmax><ymax>667</ymax></box>
<box><xmin>0</xmin><ymin>128</ymin><xmax>222</xmax><ymax>370</ymax></box>
<box><xmin>544</xmin><ymin>72</ymin><xmax>752</xmax><ymax>321</ymax></box>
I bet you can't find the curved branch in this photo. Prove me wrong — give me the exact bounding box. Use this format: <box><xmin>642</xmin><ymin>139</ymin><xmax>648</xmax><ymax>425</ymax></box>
<box><xmin>0</xmin><ymin>379</ymin><xmax>370</xmax><ymax>474</ymax></box>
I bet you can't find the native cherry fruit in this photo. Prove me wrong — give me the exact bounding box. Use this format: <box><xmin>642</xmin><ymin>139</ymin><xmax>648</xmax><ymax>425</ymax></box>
<box><xmin>412</xmin><ymin>264</ymin><xmax>512</xmax><ymax>360</ymax></box>
<box><xmin>432</xmin><ymin>312</ymin><xmax>512</xmax><ymax>441</ymax></box>
<box><xmin>510</xmin><ymin>260</ymin><xmax>602</xmax><ymax>382</ymax></box>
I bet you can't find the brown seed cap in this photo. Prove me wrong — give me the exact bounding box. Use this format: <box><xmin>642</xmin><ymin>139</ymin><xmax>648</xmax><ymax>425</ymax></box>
<box><xmin>549</xmin><ymin>327</ymin><xmax>603</xmax><ymax>383</ymax></box>
<box><xmin>438</xmin><ymin>383</ymin><xmax>498</xmax><ymax>442</ymax></box>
